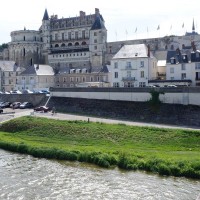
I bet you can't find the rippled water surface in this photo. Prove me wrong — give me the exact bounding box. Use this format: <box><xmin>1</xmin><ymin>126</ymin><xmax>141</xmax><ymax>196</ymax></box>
<box><xmin>0</xmin><ymin>149</ymin><xmax>199</xmax><ymax>200</ymax></box>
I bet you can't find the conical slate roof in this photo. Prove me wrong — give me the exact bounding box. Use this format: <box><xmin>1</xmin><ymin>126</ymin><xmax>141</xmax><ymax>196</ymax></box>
<box><xmin>43</xmin><ymin>9</ymin><xmax>49</xmax><ymax>21</ymax></box>
<box><xmin>91</xmin><ymin>14</ymin><xmax>105</xmax><ymax>30</ymax></box>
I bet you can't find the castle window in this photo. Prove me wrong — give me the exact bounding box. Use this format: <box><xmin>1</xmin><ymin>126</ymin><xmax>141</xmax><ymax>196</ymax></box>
<box><xmin>75</xmin><ymin>42</ymin><xmax>79</xmax><ymax>46</ymax></box>
<box><xmin>68</xmin><ymin>43</ymin><xmax>72</xmax><ymax>46</ymax></box>
<box><xmin>94</xmin><ymin>46</ymin><xmax>97</xmax><ymax>50</ymax></box>
<box><xmin>61</xmin><ymin>43</ymin><xmax>65</xmax><ymax>47</ymax></box>
<box><xmin>62</xmin><ymin>33</ymin><xmax>64</xmax><ymax>40</ymax></box>
<box><xmin>82</xmin><ymin>30</ymin><xmax>85</xmax><ymax>39</ymax></box>
<box><xmin>94</xmin><ymin>39</ymin><xmax>97</xmax><ymax>43</ymax></box>
<box><xmin>68</xmin><ymin>32</ymin><xmax>71</xmax><ymax>40</ymax></box>
<box><xmin>94</xmin><ymin>32</ymin><xmax>97</xmax><ymax>36</ymax></box>
<box><xmin>82</xmin><ymin>41</ymin><xmax>86</xmax><ymax>45</ymax></box>
<box><xmin>55</xmin><ymin>34</ymin><xmax>58</xmax><ymax>41</ymax></box>
<box><xmin>55</xmin><ymin>44</ymin><xmax>59</xmax><ymax>48</ymax></box>
<box><xmin>75</xmin><ymin>31</ymin><xmax>78</xmax><ymax>39</ymax></box>
<box><xmin>23</xmin><ymin>48</ymin><xmax>25</xmax><ymax>57</ymax></box>
<box><xmin>24</xmin><ymin>36</ymin><xmax>25</xmax><ymax>41</ymax></box>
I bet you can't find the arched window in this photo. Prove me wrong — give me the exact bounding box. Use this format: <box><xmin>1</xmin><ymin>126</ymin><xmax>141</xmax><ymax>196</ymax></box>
<box><xmin>82</xmin><ymin>41</ymin><xmax>86</xmax><ymax>45</ymax></box>
<box><xmin>55</xmin><ymin>44</ymin><xmax>59</xmax><ymax>47</ymax></box>
<box><xmin>68</xmin><ymin>43</ymin><xmax>72</xmax><ymax>46</ymax></box>
<box><xmin>23</xmin><ymin>48</ymin><xmax>25</xmax><ymax>57</ymax></box>
<box><xmin>24</xmin><ymin>36</ymin><xmax>25</xmax><ymax>41</ymax></box>
<box><xmin>61</xmin><ymin>43</ymin><xmax>65</xmax><ymax>47</ymax></box>
<box><xmin>75</xmin><ymin>42</ymin><xmax>79</xmax><ymax>46</ymax></box>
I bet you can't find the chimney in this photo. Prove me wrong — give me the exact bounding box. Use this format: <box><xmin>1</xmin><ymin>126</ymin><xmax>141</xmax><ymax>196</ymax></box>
<box><xmin>191</xmin><ymin>41</ymin><xmax>196</xmax><ymax>52</ymax></box>
<box><xmin>147</xmin><ymin>44</ymin><xmax>150</xmax><ymax>57</ymax></box>
<box><xmin>80</xmin><ymin>11</ymin><xmax>86</xmax><ymax>18</ymax></box>
<box><xmin>95</xmin><ymin>8</ymin><xmax>99</xmax><ymax>15</ymax></box>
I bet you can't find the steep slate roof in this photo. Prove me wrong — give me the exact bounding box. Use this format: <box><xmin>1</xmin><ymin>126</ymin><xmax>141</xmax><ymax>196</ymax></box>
<box><xmin>154</xmin><ymin>50</ymin><xmax>168</xmax><ymax>60</ymax></box>
<box><xmin>166</xmin><ymin>50</ymin><xmax>192</xmax><ymax>63</ymax></box>
<box><xmin>0</xmin><ymin>61</ymin><xmax>22</xmax><ymax>72</ymax></box>
<box><xmin>91</xmin><ymin>14</ymin><xmax>105</xmax><ymax>30</ymax></box>
<box><xmin>20</xmin><ymin>64</ymin><xmax>54</xmax><ymax>76</ymax></box>
<box><xmin>43</xmin><ymin>9</ymin><xmax>49</xmax><ymax>21</ymax></box>
<box><xmin>113</xmin><ymin>44</ymin><xmax>149</xmax><ymax>59</ymax></box>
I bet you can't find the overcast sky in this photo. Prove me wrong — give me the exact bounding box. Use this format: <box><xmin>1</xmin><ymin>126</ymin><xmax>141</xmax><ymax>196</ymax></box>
<box><xmin>0</xmin><ymin>0</ymin><xmax>199</xmax><ymax>44</ymax></box>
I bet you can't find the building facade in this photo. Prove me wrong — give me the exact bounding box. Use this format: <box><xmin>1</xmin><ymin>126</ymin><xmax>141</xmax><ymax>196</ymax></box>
<box><xmin>110</xmin><ymin>44</ymin><xmax>157</xmax><ymax>87</ymax></box>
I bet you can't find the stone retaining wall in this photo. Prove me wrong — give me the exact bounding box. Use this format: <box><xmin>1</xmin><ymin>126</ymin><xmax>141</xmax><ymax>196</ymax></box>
<box><xmin>48</xmin><ymin>97</ymin><xmax>200</xmax><ymax>128</ymax></box>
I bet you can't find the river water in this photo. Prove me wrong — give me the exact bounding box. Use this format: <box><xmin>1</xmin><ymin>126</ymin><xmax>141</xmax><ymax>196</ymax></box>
<box><xmin>0</xmin><ymin>149</ymin><xmax>199</xmax><ymax>200</ymax></box>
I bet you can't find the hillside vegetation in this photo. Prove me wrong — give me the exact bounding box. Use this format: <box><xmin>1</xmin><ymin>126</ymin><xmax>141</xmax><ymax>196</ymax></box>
<box><xmin>0</xmin><ymin>116</ymin><xmax>199</xmax><ymax>179</ymax></box>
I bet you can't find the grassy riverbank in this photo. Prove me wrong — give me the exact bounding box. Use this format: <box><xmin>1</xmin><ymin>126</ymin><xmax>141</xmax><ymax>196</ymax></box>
<box><xmin>0</xmin><ymin>116</ymin><xmax>199</xmax><ymax>179</ymax></box>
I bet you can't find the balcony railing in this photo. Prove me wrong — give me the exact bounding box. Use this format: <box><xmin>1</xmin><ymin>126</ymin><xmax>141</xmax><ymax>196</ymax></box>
<box><xmin>122</xmin><ymin>77</ymin><xmax>136</xmax><ymax>81</ymax></box>
<box><xmin>50</xmin><ymin>45</ymin><xmax>89</xmax><ymax>51</ymax></box>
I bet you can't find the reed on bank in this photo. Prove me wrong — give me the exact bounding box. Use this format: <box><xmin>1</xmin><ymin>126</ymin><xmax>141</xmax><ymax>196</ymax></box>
<box><xmin>0</xmin><ymin>116</ymin><xmax>199</xmax><ymax>179</ymax></box>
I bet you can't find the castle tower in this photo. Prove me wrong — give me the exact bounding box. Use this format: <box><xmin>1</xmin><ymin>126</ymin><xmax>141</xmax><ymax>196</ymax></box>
<box><xmin>89</xmin><ymin>8</ymin><xmax>107</xmax><ymax>68</ymax></box>
<box><xmin>41</xmin><ymin>9</ymin><xmax>50</xmax><ymax>63</ymax></box>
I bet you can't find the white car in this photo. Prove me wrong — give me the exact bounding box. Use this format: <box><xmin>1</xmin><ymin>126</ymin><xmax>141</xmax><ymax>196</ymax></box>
<box><xmin>167</xmin><ymin>85</ymin><xmax>177</xmax><ymax>87</ymax></box>
<box><xmin>11</xmin><ymin>90</ymin><xmax>22</xmax><ymax>94</ymax></box>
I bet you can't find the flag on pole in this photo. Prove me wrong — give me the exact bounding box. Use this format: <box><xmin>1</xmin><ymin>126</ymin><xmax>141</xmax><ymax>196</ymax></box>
<box><xmin>170</xmin><ymin>25</ymin><xmax>172</xmax><ymax>30</ymax></box>
<box><xmin>147</xmin><ymin>27</ymin><xmax>148</xmax><ymax>32</ymax></box>
<box><xmin>157</xmin><ymin>25</ymin><xmax>160</xmax><ymax>30</ymax></box>
<box><xmin>182</xmin><ymin>23</ymin><xmax>184</xmax><ymax>28</ymax></box>
<box><xmin>135</xmin><ymin>27</ymin><xmax>137</xmax><ymax>33</ymax></box>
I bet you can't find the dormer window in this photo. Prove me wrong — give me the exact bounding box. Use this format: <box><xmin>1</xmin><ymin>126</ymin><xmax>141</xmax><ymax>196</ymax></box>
<box><xmin>170</xmin><ymin>57</ymin><xmax>176</xmax><ymax>64</ymax></box>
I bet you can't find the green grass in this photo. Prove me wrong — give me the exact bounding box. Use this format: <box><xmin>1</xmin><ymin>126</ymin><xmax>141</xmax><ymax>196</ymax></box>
<box><xmin>0</xmin><ymin>116</ymin><xmax>200</xmax><ymax>178</ymax></box>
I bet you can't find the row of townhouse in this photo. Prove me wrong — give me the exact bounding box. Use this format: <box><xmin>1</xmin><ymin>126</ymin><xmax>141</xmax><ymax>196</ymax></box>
<box><xmin>1</xmin><ymin>43</ymin><xmax>200</xmax><ymax>91</ymax></box>
<box><xmin>0</xmin><ymin>61</ymin><xmax>109</xmax><ymax>92</ymax></box>
<box><xmin>110</xmin><ymin>43</ymin><xmax>200</xmax><ymax>87</ymax></box>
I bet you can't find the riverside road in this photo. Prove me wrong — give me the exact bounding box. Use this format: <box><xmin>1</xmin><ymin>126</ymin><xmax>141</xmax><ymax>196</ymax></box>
<box><xmin>0</xmin><ymin>108</ymin><xmax>199</xmax><ymax>131</ymax></box>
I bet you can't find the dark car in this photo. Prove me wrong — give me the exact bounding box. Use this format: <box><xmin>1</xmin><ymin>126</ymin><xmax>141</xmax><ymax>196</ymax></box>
<box><xmin>0</xmin><ymin>108</ymin><xmax>3</xmax><ymax>114</ymax></box>
<box><xmin>34</xmin><ymin>106</ymin><xmax>51</xmax><ymax>112</ymax></box>
<box><xmin>20</xmin><ymin>102</ymin><xmax>33</xmax><ymax>109</ymax></box>
<box><xmin>11</xmin><ymin>102</ymin><xmax>21</xmax><ymax>109</ymax></box>
<box><xmin>1</xmin><ymin>102</ymin><xmax>11</xmax><ymax>108</ymax></box>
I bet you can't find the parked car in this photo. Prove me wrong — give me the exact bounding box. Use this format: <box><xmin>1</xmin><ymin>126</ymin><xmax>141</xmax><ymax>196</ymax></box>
<box><xmin>11</xmin><ymin>102</ymin><xmax>21</xmax><ymax>109</ymax></box>
<box><xmin>38</xmin><ymin>90</ymin><xmax>50</xmax><ymax>94</ymax></box>
<box><xmin>10</xmin><ymin>90</ymin><xmax>22</xmax><ymax>94</ymax></box>
<box><xmin>20</xmin><ymin>102</ymin><xmax>33</xmax><ymax>109</ymax></box>
<box><xmin>167</xmin><ymin>85</ymin><xmax>177</xmax><ymax>88</ymax></box>
<box><xmin>0</xmin><ymin>102</ymin><xmax>11</xmax><ymax>108</ymax></box>
<box><xmin>0</xmin><ymin>108</ymin><xmax>3</xmax><ymax>114</ymax></box>
<box><xmin>22</xmin><ymin>89</ymin><xmax>34</xmax><ymax>94</ymax></box>
<box><xmin>34</xmin><ymin>106</ymin><xmax>51</xmax><ymax>112</ymax></box>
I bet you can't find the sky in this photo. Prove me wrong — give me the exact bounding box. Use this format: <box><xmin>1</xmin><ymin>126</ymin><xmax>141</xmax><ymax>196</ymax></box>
<box><xmin>0</xmin><ymin>0</ymin><xmax>199</xmax><ymax>44</ymax></box>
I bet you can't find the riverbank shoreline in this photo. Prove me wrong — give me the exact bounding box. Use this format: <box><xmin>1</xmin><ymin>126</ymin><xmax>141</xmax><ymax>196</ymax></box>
<box><xmin>0</xmin><ymin>116</ymin><xmax>199</xmax><ymax>179</ymax></box>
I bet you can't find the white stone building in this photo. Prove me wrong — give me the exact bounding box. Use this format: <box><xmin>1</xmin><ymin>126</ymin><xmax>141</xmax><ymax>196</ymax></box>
<box><xmin>0</xmin><ymin>61</ymin><xmax>24</xmax><ymax>92</ymax></box>
<box><xmin>166</xmin><ymin>49</ymin><xmax>200</xmax><ymax>86</ymax></box>
<box><xmin>110</xmin><ymin>44</ymin><xmax>157</xmax><ymax>87</ymax></box>
<box><xmin>15</xmin><ymin>64</ymin><xmax>55</xmax><ymax>91</ymax></box>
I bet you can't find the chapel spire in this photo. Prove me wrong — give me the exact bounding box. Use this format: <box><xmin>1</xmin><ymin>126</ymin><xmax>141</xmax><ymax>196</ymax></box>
<box><xmin>192</xmin><ymin>18</ymin><xmax>195</xmax><ymax>32</ymax></box>
<box><xmin>43</xmin><ymin>9</ymin><xmax>49</xmax><ymax>21</ymax></box>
